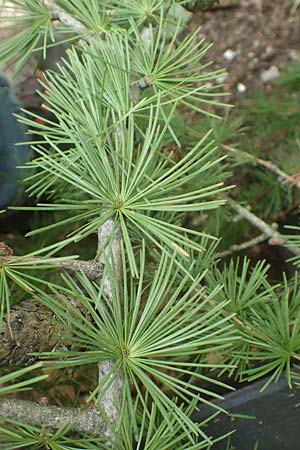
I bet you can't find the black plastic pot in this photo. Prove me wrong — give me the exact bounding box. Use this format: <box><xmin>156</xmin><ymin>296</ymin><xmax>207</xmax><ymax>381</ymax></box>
<box><xmin>193</xmin><ymin>376</ymin><xmax>300</xmax><ymax>450</ymax></box>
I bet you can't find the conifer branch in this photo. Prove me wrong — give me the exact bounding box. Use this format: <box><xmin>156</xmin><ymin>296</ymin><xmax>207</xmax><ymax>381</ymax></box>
<box><xmin>0</xmin><ymin>242</ymin><xmax>103</xmax><ymax>281</ymax></box>
<box><xmin>3</xmin><ymin>256</ymin><xmax>102</xmax><ymax>281</ymax></box>
<box><xmin>0</xmin><ymin>398</ymin><xmax>107</xmax><ymax>437</ymax></box>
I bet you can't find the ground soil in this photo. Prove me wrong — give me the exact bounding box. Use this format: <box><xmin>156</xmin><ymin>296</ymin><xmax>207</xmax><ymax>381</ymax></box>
<box><xmin>192</xmin><ymin>0</ymin><xmax>300</xmax><ymax>103</ymax></box>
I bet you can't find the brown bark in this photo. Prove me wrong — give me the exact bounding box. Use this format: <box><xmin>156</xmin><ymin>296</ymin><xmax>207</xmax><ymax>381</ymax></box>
<box><xmin>0</xmin><ymin>299</ymin><xmax>63</xmax><ymax>367</ymax></box>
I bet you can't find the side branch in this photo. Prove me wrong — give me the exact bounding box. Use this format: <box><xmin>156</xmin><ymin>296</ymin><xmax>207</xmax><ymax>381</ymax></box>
<box><xmin>223</xmin><ymin>144</ymin><xmax>300</xmax><ymax>190</ymax></box>
<box><xmin>0</xmin><ymin>242</ymin><xmax>103</xmax><ymax>281</ymax></box>
<box><xmin>0</xmin><ymin>398</ymin><xmax>106</xmax><ymax>437</ymax></box>
<box><xmin>52</xmin><ymin>259</ymin><xmax>103</xmax><ymax>280</ymax></box>
<box><xmin>5</xmin><ymin>257</ymin><xmax>102</xmax><ymax>281</ymax></box>
<box><xmin>216</xmin><ymin>233</ymin><xmax>268</xmax><ymax>258</ymax></box>
<box><xmin>229</xmin><ymin>201</ymin><xmax>300</xmax><ymax>256</ymax></box>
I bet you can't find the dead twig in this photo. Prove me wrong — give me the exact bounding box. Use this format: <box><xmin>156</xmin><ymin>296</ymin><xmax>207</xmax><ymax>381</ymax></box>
<box><xmin>223</xmin><ymin>144</ymin><xmax>300</xmax><ymax>190</ymax></box>
<box><xmin>229</xmin><ymin>201</ymin><xmax>300</xmax><ymax>256</ymax></box>
<box><xmin>216</xmin><ymin>232</ymin><xmax>268</xmax><ymax>258</ymax></box>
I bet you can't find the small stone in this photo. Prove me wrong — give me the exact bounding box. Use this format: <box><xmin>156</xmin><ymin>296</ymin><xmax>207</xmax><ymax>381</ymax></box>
<box><xmin>260</xmin><ymin>66</ymin><xmax>280</xmax><ymax>83</ymax></box>
<box><xmin>140</xmin><ymin>27</ymin><xmax>151</xmax><ymax>49</ymax></box>
<box><xmin>237</xmin><ymin>82</ymin><xmax>247</xmax><ymax>93</ymax></box>
<box><xmin>289</xmin><ymin>49</ymin><xmax>300</xmax><ymax>61</ymax></box>
<box><xmin>223</xmin><ymin>49</ymin><xmax>236</xmax><ymax>61</ymax></box>
<box><xmin>265</xmin><ymin>46</ymin><xmax>273</xmax><ymax>56</ymax></box>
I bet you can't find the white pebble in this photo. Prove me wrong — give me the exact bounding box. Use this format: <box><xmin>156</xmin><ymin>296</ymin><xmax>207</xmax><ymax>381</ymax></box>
<box><xmin>289</xmin><ymin>49</ymin><xmax>300</xmax><ymax>61</ymax></box>
<box><xmin>223</xmin><ymin>49</ymin><xmax>236</xmax><ymax>61</ymax></box>
<box><xmin>260</xmin><ymin>66</ymin><xmax>280</xmax><ymax>83</ymax></box>
<box><xmin>237</xmin><ymin>82</ymin><xmax>247</xmax><ymax>93</ymax></box>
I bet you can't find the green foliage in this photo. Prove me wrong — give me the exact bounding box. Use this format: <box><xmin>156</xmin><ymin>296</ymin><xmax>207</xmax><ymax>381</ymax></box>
<box><xmin>278</xmin><ymin>61</ymin><xmax>300</xmax><ymax>91</ymax></box>
<box><xmin>129</xmin><ymin>19</ymin><xmax>226</xmax><ymax>115</ymax></box>
<box><xmin>239</xmin><ymin>274</ymin><xmax>300</xmax><ymax>389</ymax></box>
<box><xmin>285</xmin><ymin>226</ymin><xmax>300</xmax><ymax>266</ymax></box>
<box><xmin>206</xmin><ymin>258</ymin><xmax>272</xmax><ymax>316</ymax></box>
<box><xmin>109</xmin><ymin>0</ymin><xmax>168</xmax><ymax>26</ymax></box>
<box><xmin>1</xmin><ymin>1</ymin><xmax>300</xmax><ymax>449</ymax></box>
<box><xmin>204</xmin><ymin>257</ymin><xmax>274</xmax><ymax>375</ymax></box>
<box><xmin>0</xmin><ymin>0</ymin><xmax>55</xmax><ymax>73</ymax></box>
<box><xmin>206</xmin><ymin>259</ymin><xmax>300</xmax><ymax>389</ymax></box>
<box><xmin>21</xmin><ymin>109</ymin><xmax>226</xmax><ymax>276</ymax></box>
<box><xmin>0</xmin><ymin>363</ymin><xmax>47</xmax><ymax>396</ymax></box>
<box><xmin>33</xmin><ymin>246</ymin><xmax>235</xmax><ymax>442</ymax></box>
<box><xmin>202</xmin><ymin>61</ymin><xmax>300</xmax><ymax>248</ymax></box>
<box><xmin>15</xmin><ymin>31</ymin><xmax>228</xmax><ymax>276</ymax></box>
<box><xmin>0</xmin><ymin>420</ymin><xmax>104</xmax><ymax>450</ymax></box>
<box><xmin>240</xmin><ymin>168</ymin><xmax>293</xmax><ymax>219</ymax></box>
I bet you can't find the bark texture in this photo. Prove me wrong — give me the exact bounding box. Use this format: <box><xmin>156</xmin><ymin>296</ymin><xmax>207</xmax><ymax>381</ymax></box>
<box><xmin>0</xmin><ymin>398</ymin><xmax>106</xmax><ymax>436</ymax></box>
<box><xmin>0</xmin><ymin>299</ymin><xmax>63</xmax><ymax>367</ymax></box>
<box><xmin>97</xmin><ymin>219</ymin><xmax>123</xmax><ymax>435</ymax></box>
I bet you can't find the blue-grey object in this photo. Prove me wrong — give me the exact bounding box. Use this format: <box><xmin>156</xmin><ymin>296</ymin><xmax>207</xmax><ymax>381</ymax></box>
<box><xmin>138</xmin><ymin>78</ymin><xmax>151</xmax><ymax>91</ymax></box>
<box><xmin>194</xmin><ymin>374</ymin><xmax>300</xmax><ymax>450</ymax></box>
<box><xmin>0</xmin><ymin>70</ymin><xmax>31</xmax><ymax>208</ymax></box>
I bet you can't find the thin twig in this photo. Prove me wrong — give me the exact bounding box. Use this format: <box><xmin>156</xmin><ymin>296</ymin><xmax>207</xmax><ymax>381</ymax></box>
<box><xmin>223</xmin><ymin>144</ymin><xmax>300</xmax><ymax>190</ymax></box>
<box><xmin>229</xmin><ymin>201</ymin><xmax>300</xmax><ymax>256</ymax></box>
<box><xmin>216</xmin><ymin>232</ymin><xmax>268</xmax><ymax>258</ymax></box>
<box><xmin>50</xmin><ymin>259</ymin><xmax>103</xmax><ymax>280</ymax></box>
<box><xmin>0</xmin><ymin>398</ymin><xmax>106</xmax><ymax>437</ymax></box>
<box><xmin>229</xmin><ymin>201</ymin><xmax>284</xmax><ymax>244</ymax></box>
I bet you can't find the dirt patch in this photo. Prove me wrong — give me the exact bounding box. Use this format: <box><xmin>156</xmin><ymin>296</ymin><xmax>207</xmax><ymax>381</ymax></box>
<box><xmin>1</xmin><ymin>1</ymin><xmax>299</xmax><ymax>107</ymax></box>
<box><xmin>192</xmin><ymin>0</ymin><xmax>300</xmax><ymax>101</ymax></box>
